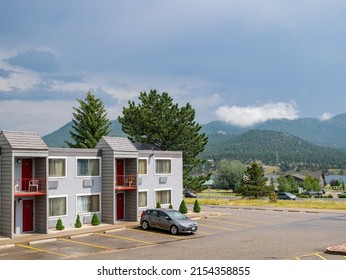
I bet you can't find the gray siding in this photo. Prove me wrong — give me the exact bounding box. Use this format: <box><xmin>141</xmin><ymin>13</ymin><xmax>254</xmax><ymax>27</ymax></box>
<box><xmin>35</xmin><ymin>196</ymin><xmax>47</xmax><ymax>233</ymax></box>
<box><xmin>96</xmin><ymin>139</ymin><xmax>115</xmax><ymax>224</ymax></box>
<box><xmin>125</xmin><ymin>191</ymin><xmax>137</xmax><ymax>221</ymax></box>
<box><xmin>0</xmin><ymin>134</ymin><xmax>14</xmax><ymax>238</ymax></box>
<box><xmin>34</xmin><ymin>158</ymin><xmax>48</xmax><ymax>233</ymax></box>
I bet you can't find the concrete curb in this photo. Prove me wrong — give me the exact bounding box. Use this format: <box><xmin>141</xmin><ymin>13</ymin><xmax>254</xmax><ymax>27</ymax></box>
<box><xmin>325</xmin><ymin>245</ymin><xmax>346</xmax><ymax>255</ymax></box>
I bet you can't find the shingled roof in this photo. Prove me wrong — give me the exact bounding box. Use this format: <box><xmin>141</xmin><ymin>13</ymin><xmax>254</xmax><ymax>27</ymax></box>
<box><xmin>101</xmin><ymin>136</ymin><xmax>138</xmax><ymax>153</ymax></box>
<box><xmin>0</xmin><ymin>130</ymin><xmax>48</xmax><ymax>150</ymax></box>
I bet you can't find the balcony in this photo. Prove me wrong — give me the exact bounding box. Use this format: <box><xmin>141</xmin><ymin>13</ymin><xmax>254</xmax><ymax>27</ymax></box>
<box><xmin>115</xmin><ymin>175</ymin><xmax>137</xmax><ymax>190</ymax></box>
<box><xmin>14</xmin><ymin>178</ymin><xmax>47</xmax><ymax>196</ymax></box>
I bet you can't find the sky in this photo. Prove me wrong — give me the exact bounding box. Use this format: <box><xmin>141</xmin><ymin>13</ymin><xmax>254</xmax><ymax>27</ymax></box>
<box><xmin>1</xmin><ymin>0</ymin><xmax>346</xmax><ymax>136</ymax></box>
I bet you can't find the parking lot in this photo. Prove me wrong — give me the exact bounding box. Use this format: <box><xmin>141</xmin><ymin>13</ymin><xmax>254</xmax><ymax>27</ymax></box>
<box><xmin>1</xmin><ymin>206</ymin><xmax>346</xmax><ymax>260</ymax></box>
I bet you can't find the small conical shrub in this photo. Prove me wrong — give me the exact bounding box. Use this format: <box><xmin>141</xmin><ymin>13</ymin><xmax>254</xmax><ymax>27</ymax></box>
<box><xmin>179</xmin><ymin>200</ymin><xmax>188</xmax><ymax>214</ymax></box>
<box><xmin>56</xmin><ymin>218</ymin><xmax>65</xmax><ymax>230</ymax></box>
<box><xmin>156</xmin><ymin>202</ymin><xmax>161</xmax><ymax>208</ymax></box>
<box><xmin>169</xmin><ymin>204</ymin><xmax>173</xmax><ymax>209</ymax></box>
<box><xmin>75</xmin><ymin>214</ymin><xmax>82</xmax><ymax>228</ymax></box>
<box><xmin>91</xmin><ymin>213</ymin><xmax>100</xmax><ymax>226</ymax></box>
<box><xmin>193</xmin><ymin>200</ymin><xmax>201</xmax><ymax>213</ymax></box>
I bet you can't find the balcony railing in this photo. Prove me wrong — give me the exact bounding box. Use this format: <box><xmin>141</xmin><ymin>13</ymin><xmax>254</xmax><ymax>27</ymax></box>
<box><xmin>14</xmin><ymin>178</ymin><xmax>47</xmax><ymax>195</ymax></box>
<box><xmin>115</xmin><ymin>175</ymin><xmax>137</xmax><ymax>190</ymax></box>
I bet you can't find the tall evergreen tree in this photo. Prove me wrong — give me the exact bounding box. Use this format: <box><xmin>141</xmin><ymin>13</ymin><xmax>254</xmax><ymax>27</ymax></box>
<box><xmin>118</xmin><ymin>89</ymin><xmax>209</xmax><ymax>191</ymax></box>
<box><xmin>237</xmin><ymin>162</ymin><xmax>271</xmax><ymax>198</ymax></box>
<box><xmin>66</xmin><ymin>91</ymin><xmax>111</xmax><ymax>148</ymax></box>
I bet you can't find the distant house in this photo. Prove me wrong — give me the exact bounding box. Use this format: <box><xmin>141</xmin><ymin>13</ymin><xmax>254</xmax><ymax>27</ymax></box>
<box><xmin>284</xmin><ymin>171</ymin><xmax>326</xmax><ymax>188</ymax></box>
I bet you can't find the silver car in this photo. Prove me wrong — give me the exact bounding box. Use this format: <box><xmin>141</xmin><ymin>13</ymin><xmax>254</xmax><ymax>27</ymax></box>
<box><xmin>140</xmin><ymin>209</ymin><xmax>198</xmax><ymax>235</ymax></box>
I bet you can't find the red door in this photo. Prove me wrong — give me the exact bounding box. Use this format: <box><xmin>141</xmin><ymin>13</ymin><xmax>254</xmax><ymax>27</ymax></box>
<box><xmin>116</xmin><ymin>193</ymin><xmax>124</xmax><ymax>220</ymax></box>
<box><xmin>22</xmin><ymin>159</ymin><xmax>32</xmax><ymax>191</ymax></box>
<box><xmin>23</xmin><ymin>199</ymin><xmax>34</xmax><ymax>232</ymax></box>
<box><xmin>116</xmin><ymin>160</ymin><xmax>124</xmax><ymax>186</ymax></box>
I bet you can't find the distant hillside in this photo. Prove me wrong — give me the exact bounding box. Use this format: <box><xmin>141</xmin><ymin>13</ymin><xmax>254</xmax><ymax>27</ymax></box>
<box><xmin>201</xmin><ymin>130</ymin><xmax>346</xmax><ymax>169</ymax></box>
<box><xmin>201</xmin><ymin>113</ymin><xmax>346</xmax><ymax>149</ymax></box>
<box><xmin>43</xmin><ymin>120</ymin><xmax>126</xmax><ymax>147</ymax></box>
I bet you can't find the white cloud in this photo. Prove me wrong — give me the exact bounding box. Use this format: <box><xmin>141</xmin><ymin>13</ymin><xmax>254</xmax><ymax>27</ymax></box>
<box><xmin>215</xmin><ymin>101</ymin><xmax>299</xmax><ymax>127</ymax></box>
<box><xmin>319</xmin><ymin>112</ymin><xmax>334</xmax><ymax>121</ymax></box>
<box><xmin>0</xmin><ymin>100</ymin><xmax>75</xmax><ymax>136</ymax></box>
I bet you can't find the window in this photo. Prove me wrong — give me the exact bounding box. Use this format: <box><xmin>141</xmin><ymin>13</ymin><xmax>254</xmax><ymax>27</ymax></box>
<box><xmin>138</xmin><ymin>159</ymin><xmax>148</xmax><ymax>175</ymax></box>
<box><xmin>155</xmin><ymin>189</ymin><xmax>171</xmax><ymax>205</ymax></box>
<box><xmin>77</xmin><ymin>194</ymin><xmax>100</xmax><ymax>214</ymax></box>
<box><xmin>49</xmin><ymin>197</ymin><xmax>67</xmax><ymax>217</ymax></box>
<box><xmin>77</xmin><ymin>158</ymin><xmax>100</xmax><ymax>177</ymax></box>
<box><xmin>138</xmin><ymin>191</ymin><xmax>148</xmax><ymax>208</ymax></box>
<box><xmin>49</xmin><ymin>158</ymin><xmax>66</xmax><ymax>177</ymax></box>
<box><xmin>155</xmin><ymin>159</ymin><xmax>171</xmax><ymax>174</ymax></box>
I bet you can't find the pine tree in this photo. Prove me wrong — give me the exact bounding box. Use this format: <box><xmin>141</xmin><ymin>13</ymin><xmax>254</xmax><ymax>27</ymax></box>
<box><xmin>156</xmin><ymin>202</ymin><xmax>161</xmax><ymax>208</ymax></box>
<box><xmin>65</xmin><ymin>91</ymin><xmax>111</xmax><ymax>148</ymax></box>
<box><xmin>237</xmin><ymin>162</ymin><xmax>272</xmax><ymax>198</ymax></box>
<box><xmin>91</xmin><ymin>213</ymin><xmax>100</xmax><ymax>226</ymax></box>
<box><xmin>193</xmin><ymin>200</ymin><xmax>201</xmax><ymax>213</ymax></box>
<box><xmin>56</xmin><ymin>218</ymin><xmax>65</xmax><ymax>230</ymax></box>
<box><xmin>118</xmin><ymin>90</ymin><xmax>210</xmax><ymax>191</ymax></box>
<box><xmin>179</xmin><ymin>200</ymin><xmax>188</xmax><ymax>214</ymax></box>
<box><xmin>75</xmin><ymin>214</ymin><xmax>82</xmax><ymax>228</ymax></box>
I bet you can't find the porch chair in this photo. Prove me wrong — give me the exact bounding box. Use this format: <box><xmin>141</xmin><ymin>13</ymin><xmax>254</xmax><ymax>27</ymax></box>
<box><xmin>29</xmin><ymin>179</ymin><xmax>39</xmax><ymax>192</ymax></box>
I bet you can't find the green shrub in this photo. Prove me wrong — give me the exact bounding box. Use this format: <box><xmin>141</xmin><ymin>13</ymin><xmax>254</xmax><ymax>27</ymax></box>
<box><xmin>56</xmin><ymin>218</ymin><xmax>65</xmax><ymax>231</ymax></box>
<box><xmin>269</xmin><ymin>192</ymin><xmax>277</xmax><ymax>203</ymax></box>
<box><xmin>156</xmin><ymin>202</ymin><xmax>161</xmax><ymax>208</ymax></box>
<box><xmin>91</xmin><ymin>213</ymin><xmax>100</xmax><ymax>226</ymax></box>
<box><xmin>338</xmin><ymin>194</ymin><xmax>346</xmax><ymax>198</ymax></box>
<box><xmin>193</xmin><ymin>200</ymin><xmax>201</xmax><ymax>213</ymax></box>
<box><xmin>298</xmin><ymin>194</ymin><xmax>311</xmax><ymax>199</ymax></box>
<box><xmin>169</xmin><ymin>204</ymin><xmax>173</xmax><ymax>209</ymax></box>
<box><xmin>179</xmin><ymin>200</ymin><xmax>188</xmax><ymax>214</ymax></box>
<box><xmin>75</xmin><ymin>214</ymin><xmax>82</xmax><ymax>228</ymax></box>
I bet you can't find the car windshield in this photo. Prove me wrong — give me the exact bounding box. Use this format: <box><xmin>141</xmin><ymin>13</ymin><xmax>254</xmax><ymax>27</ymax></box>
<box><xmin>168</xmin><ymin>211</ymin><xmax>187</xmax><ymax>220</ymax></box>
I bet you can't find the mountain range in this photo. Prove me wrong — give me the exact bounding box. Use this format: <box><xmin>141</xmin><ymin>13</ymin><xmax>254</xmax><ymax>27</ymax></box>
<box><xmin>200</xmin><ymin>113</ymin><xmax>346</xmax><ymax>149</ymax></box>
<box><xmin>43</xmin><ymin>113</ymin><xmax>346</xmax><ymax>149</ymax></box>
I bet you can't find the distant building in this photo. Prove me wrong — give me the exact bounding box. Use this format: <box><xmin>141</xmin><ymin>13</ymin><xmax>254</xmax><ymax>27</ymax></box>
<box><xmin>284</xmin><ymin>170</ymin><xmax>326</xmax><ymax>188</ymax></box>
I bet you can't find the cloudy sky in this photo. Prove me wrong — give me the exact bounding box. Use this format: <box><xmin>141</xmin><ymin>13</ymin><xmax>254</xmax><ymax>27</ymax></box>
<box><xmin>1</xmin><ymin>0</ymin><xmax>346</xmax><ymax>135</ymax></box>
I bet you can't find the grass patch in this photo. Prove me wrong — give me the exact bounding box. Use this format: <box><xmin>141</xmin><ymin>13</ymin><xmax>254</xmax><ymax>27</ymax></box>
<box><xmin>185</xmin><ymin>198</ymin><xmax>346</xmax><ymax>211</ymax></box>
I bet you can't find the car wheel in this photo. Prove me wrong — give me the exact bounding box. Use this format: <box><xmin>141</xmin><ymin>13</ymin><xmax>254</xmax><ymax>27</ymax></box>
<box><xmin>170</xmin><ymin>225</ymin><xmax>179</xmax><ymax>235</ymax></box>
<box><xmin>142</xmin><ymin>220</ymin><xmax>149</xmax><ymax>230</ymax></box>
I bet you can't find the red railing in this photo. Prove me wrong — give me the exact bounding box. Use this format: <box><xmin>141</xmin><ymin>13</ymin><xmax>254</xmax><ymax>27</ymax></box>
<box><xmin>14</xmin><ymin>178</ymin><xmax>46</xmax><ymax>194</ymax></box>
<box><xmin>115</xmin><ymin>175</ymin><xmax>137</xmax><ymax>189</ymax></box>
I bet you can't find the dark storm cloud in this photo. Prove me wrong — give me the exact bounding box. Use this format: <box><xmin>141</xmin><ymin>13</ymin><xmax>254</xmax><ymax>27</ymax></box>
<box><xmin>4</xmin><ymin>49</ymin><xmax>59</xmax><ymax>73</ymax></box>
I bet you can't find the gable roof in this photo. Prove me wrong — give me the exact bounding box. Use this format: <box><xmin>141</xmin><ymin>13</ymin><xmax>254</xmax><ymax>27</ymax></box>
<box><xmin>0</xmin><ymin>130</ymin><xmax>48</xmax><ymax>150</ymax></box>
<box><xmin>101</xmin><ymin>136</ymin><xmax>138</xmax><ymax>153</ymax></box>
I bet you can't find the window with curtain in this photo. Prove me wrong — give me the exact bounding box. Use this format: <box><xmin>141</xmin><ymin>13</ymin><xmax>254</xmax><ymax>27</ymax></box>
<box><xmin>138</xmin><ymin>191</ymin><xmax>148</xmax><ymax>207</ymax></box>
<box><xmin>155</xmin><ymin>190</ymin><xmax>171</xmax><ymax>205</ymax></box>
<box><xmin>49</xmin><ymin>197</ymin><xmax>67</xmax><ymax>217</ymax></box>
<box><xmin>49</xmin><ymin>158</ymin><xmax>66</xmax><ymax>177</ymax></box>
<box><xmin>138</xmin><ymin>159</ymin><xmax>148</xmax><ymax>174</ymax></box>
<box><xmin>155</xmin><ymin>159</ymin><xmax>171</xmax><ymax>174</ymax></box>
<box><xmin>77</xmin><ymin>194</ymin><xmax>100</xmax><ymax>214</ymax></box>
<box><xmin>77</xmin><ymin>158</ymin><xmax>100</xmax><ymax>176</ymax></box>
